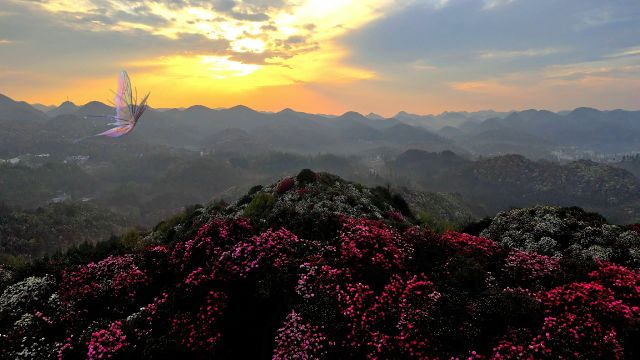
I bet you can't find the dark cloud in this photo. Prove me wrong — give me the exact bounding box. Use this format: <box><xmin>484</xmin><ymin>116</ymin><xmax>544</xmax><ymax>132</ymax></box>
<box><xmin>228</xmin><ymin>11</ymin><xmax>269</xmax><ymax>21</ymax></box>
<box><xmin>261</xmin><ymin>24</ymin><xmax>278</xmax><ymax>32</ymax></box>
<box><xmin>284</xmin><ymin>35</ymin><xmax>305</xmax><ymax>44</ymax></box>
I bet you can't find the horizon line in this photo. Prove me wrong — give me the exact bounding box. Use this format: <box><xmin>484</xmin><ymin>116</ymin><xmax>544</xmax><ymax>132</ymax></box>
<box><xmin>3</xmin><ymin>92</ymin><xmax>640</xmax><ymax>119</ymax></box>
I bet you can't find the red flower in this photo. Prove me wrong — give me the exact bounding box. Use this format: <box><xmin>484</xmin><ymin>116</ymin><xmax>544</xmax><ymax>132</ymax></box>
<box><xmin>277</xmin><ymin>177</ymin><xmax>296</xmax><ymax>194</ymax></box>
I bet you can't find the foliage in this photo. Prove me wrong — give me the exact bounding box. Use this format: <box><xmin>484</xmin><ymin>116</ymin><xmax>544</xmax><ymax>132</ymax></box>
<box><xmin>227</xmin><ymin>173</ymin><xmax>407</xmax><ymax>239</ymax></box>
<box><xmin>1</xmin><ymin>200</ymin><xmax>638</xmax><ymax>359</ymax></box>
<box><xmin>295</xmin><ymin>168</ymin><xmax>318</xmax><ymax>185</ymax></box>
<box><xmin>242</xmin><ymin>193</ymin><xmax>276</xmax><ymax>222</ymax></box>
<box><xmin>1</xmin><ymin>174</ymin><xmax>639</xmax><ymax>359</ymax></box>
<box><xmin>0</xmin><ymin>202</ymin><xmax>127</xmax><ymax>264</ymax></box>
<box><xmin>391</xmin><ymin>150</ymin><xmax>640</xmax><ymax>223</ymax></box>
<box><xmin>481</xmin><ymin>206</ymin><xmax>640</xmax><ymax>266</ymax></box>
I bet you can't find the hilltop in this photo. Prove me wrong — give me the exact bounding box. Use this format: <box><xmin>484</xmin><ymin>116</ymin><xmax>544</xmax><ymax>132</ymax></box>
<box><xmin>1</xmin><ymin>171</ymin><xmax>638</xmax><ymax>359</ymax></box>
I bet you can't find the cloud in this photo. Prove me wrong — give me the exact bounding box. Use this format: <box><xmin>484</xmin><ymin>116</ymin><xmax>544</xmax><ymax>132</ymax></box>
<box><xmin>332</xmin><ymin>0</ymin><xmax>640</xmax><ymax>113</ymax></box>
<box><xmin>409</xmin><ymin>60</ymin><xmax>437</xmax><ymax>72</ymax></box>
<box><xmin>574</xmin><ymin>8</ymin><xmax>615</xmax><ymax>30</ymax></box>
<box><xmin>483</xmin><ymin>0</ymin><xmax>515</xmax><ymax>10</ymax></box>
<box><xmin>9</xmin><ymin>0</ymin><xmax>400</xmax><ymax>70</ymax></box>
<box><xmin>3</xmin><ymin>0</ymin><xmax>640</xmax><ymax>114</ymax></box>
<box><xmin>1</xmin><ymin>0</ymin><xmax>403</xmax><ymax>110</ymax></box>
<box><xmin>478</xmin><ymin>48</ymin><xmax>567</xmax><ymax>61</ymax></box>
<box><xmin>451</xmin><ymin>81</ymin><xmax>506</xmax><ymax>93</ymax></box>
<box><xmin>605</xmin><ymin>46</ymin><xmax>640</xmax><ymax>59</ymax></box>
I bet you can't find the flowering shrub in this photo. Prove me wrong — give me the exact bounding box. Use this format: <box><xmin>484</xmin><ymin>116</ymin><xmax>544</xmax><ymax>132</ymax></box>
<box><xmin>1</xmin><ymin>177</ymin><xmax>639</xmax><ymax>359</ymax></box>
<box><xmin>503</xmin><ymin>250</ymin><xmax>561</xmax><ymax>288</ymax></box>
<box><xmin>230</xmin><ymin>228</ymin><xmax>306</xmax><ymax>276</ymax></box>
<box><xmin>59</xmin><ymin>254</ymin><xmax>148</xmax><ymax>303</ymax></box>
<box><xmin>440</xmin><ymin>231</ymin><xmax>501</xmax><ymax>258</ymax></box>
<box><xmin>273</xmin><ymin>311</ymin><xmax>331</xmax><ymax>359</ymax></box>
<box><xmin>337</xmin><ymin>217</ymin><xmax>407</xmax><ymax>272</ymax></box>
<box><xmin>171</xmin><ymin>290</ymin><xmax>227</xmax><ymax>352</ymax></box>
<box><xmin>276</xmin><ymin>176</ymin><xmax>296</xmax><ymax>194</ymax></box>
<box><xmin>481</xmin><ymin>206</ymin><xmax>640</xmax><ymax>266</ymax></box>
<box><xmin>87</xmin><ymin>320</ymin><xmax>129</xmax><ymax>359</ymax></box>
<box><xmin>492</xmin><ymin>312</ymin><xmax>624</xmax><ymax>359</ymax></box>
<box><xmin>225</xmin><ymin>172</ymin><xmax>399</xmax><ymax>240</ymax></box>
<box><xmin>588</xmin><ymin>262</ymin><xmax>640</xmax><ymax>302</ymax></box>
<box><xmin>0</xmin><ymin>275</ymin><xmax>56</xmax><ymax>319</ymax></box>
<box><xmin>296</xmin><ymin>169</ymin><xmax>318</xmax><ymax>185</ymax></box>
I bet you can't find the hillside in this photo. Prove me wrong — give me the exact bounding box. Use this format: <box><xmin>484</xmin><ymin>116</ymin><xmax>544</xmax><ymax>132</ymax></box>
<box><xmin>1</xmin><ymin>172</ymin><xmax>638</xmax><ymax>359</ymax></box>
<box><xmin>0</xmin><ymin>202</ymin><xmax>127</xmax><ymax>265</ymax></box>
<box><xmin>390</xmin><ymin>150</ymin><xmax>640</xmax><ymax>223</ymax></box>
<box><xmin>447</xmin><ymin>108</ymin><xmax>640</xmax><ymax>158</ymax></box>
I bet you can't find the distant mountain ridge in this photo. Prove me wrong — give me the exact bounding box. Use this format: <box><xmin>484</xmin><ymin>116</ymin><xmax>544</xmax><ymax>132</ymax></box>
<box><xmin>0</xmin><ymin>94</ymin><xmax>47</xmax><ymax>122</ymax></box>
<box><xmin>391</xmin><ymin>149</ymin><xmax>640</xmax><ymax>223</ymax></box>
<box><xmin>0</xmin><ymin>93</ymin><xmax>456</xmax><ymax>156</ymax></box>
<box><xmin>1</xmin><ymin>93</ymin><xmax>639</xmax><ymax>158</ymax></box>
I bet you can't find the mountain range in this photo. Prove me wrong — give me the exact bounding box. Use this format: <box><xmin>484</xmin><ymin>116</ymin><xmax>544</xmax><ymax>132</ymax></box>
<box><xmin>3</xmin><ymin>92</ymin><xmax>640</xmax><ymax>226</ymax></box>
<box><xmin>1</xmin><ymin>93</ymin><xmax>638</xmax><ymax>160</ymax></box>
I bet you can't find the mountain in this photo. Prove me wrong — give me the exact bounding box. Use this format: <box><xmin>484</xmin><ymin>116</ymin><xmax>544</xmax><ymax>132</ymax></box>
<box><xmin>137</xmin><ymin>106</ymin><xmax>452</xmax><ymax>154</ymax></box>
<box><xmin>1</xmin><ymin>172</ymin><xmax>638</xmax><ymax>359</ymax></box>
<box><xmin>200</xmin><ymin>128</ymin><xmax>273</xmax><ymax>155</ymax></box>
<box><xmin>0</xmin><ymin>94</ymin><xmax>46</xmax><ymax>122</ymax></box>
<box><xmin>0</xmin><ymin>93</ymin><xmax>456</xmax><ymax>156</ymax></box>
<box><xmin>394</xmin><ymin>110</ymin><xmax>511</xmax><ymax>130</ymax></box>
<box><xmin>366</xmin><ymin>112</ymin><xmax>386</xmax><ymax>120</ymax></box>
<box><xmin>30</xmin><ymin>103</ymin><xmax>56</xmax><ymax>112</ymax></box>
<box><xmin>76</xmin><ymin>101</ymin><xmax>114</xmax><ymax>117</ymax></box>
<box><xmin>16</xmin><ymin>93</ymin><xmax>640</xmax><ymax>160</ymax></box>
<box><xmin>458</xmin><ymin>108</ymin><xmax>640</xmax><ymax>156</ymax></box>
<box><xmin>390</xmin><ymin>150</ymin><xmax>640</xmax><ymax>222</ymax></box>
<box><xmin>47</xmin><ymin>101</ymin><xmax>79</xmax><ymax>117</ymax></box>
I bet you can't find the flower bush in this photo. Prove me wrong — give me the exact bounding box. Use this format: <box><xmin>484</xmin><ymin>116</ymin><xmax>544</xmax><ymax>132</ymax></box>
<box><xmin>59</xmin><ymin>254</ymin><xmax>148</xmax><ymax>304</ymax></box>
<box><xmin>481</xmin><ymin>206</ymin><xmax>640</xmax><ymax>266</ymax></box>
<box><xmin>1</xmin><ymin>176</ymin><xmax>639</xmax><ymax>359</ymax></box>
<box><xmin>86</xmin><ymin>320</ymin><xmax>129</xmax><ymax>359</ymax></box>
<box><xmin>503</xmin><ymin>250</ymin><xmax>561</xmax><ymax>288</ymax></box>
<box><xmin>276</xmin><ymin>176</ymin><xmax>296</xmax><ymax>194</ymax></box>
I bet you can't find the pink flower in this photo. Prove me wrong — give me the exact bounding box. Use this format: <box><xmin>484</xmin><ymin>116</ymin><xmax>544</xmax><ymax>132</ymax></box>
<box><xmin>87</xmin><ymin>321</ymin><xmax>129</xmax><ymax>359</ymax></box>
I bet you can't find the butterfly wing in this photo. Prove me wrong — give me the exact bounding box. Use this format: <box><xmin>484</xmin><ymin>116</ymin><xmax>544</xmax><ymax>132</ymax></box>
<box><xmin>96</xmin><ymin>125</ymin><xmax>134</xmax><ymax>138</ymax></box>
<box><xmin>88</xmin><ymin>71</ymin><xmax>147</xmax><ymax>139</ymax></box>
<box><xmin>131</xmin><ymin>92</ymin><xmax>150</xmax><ymax>124</ymax></box>
<box><xmin>114</xmin><ymin>71</ymin><xmax>134</xmax><ymax>126</ymax></box>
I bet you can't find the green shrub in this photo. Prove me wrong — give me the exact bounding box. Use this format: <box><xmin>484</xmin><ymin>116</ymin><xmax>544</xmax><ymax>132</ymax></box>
<box><xmin>248</xmin><ymin>185</ymin><xmax>264</xmax><ymax>195</ymax></box>
<box><xmin>296</xmin><ymin>169</ymin><xmax>317</xmax><ymax>185</ymax></box>
<box><xmin>243</xmin><ymin>193</ymin><xmax>276</xmax><ymax>221</ymax></box>
<box><xmin>418</xmin><ymin>211</ymin><xmax>458</xmax><ymax>233</ymax></box>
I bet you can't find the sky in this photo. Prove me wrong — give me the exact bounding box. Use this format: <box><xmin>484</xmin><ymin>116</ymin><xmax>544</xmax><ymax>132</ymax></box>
<box><xmin>0</xmin><ymin>0</ymin><xmax>639</xmax><ymax>116</ymax></box>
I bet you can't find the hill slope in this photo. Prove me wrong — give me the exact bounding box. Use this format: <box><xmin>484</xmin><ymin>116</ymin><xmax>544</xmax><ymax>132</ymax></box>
<box><xmin>1</xmin><ymin>172</ymin><xmax>638</xmax><ymax>359</ymax></box>
<box><xmin>390</xmin><ymin>150</ymin><xmax>640</xmax><ymax>223</ymax></box>
<box><xmin>0</xmin><ymin>202</ymin><xmax>127</xmax><ymax>264</ymax></box>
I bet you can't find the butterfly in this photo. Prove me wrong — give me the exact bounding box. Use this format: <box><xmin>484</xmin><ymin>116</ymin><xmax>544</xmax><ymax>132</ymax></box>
<box><xmin>78</xmin><ymin>71</ymin><xmax>150</xmax><ymax>141</ymax></box>
<box><xmin>97</xmin><ymin>70</ymin><xmax>150</xmax><ymax>137</ymax></box>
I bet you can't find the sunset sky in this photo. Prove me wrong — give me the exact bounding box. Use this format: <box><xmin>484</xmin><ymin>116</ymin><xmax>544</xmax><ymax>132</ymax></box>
<box><xmin>1</xmin><ymin>0</ymin><xmax>639</xmax><ymax>116</ymax></box>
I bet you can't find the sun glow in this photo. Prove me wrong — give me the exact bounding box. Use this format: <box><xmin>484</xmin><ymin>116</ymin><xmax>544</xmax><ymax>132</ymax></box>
<box><xmin>9</xmin><ymin>0</ymin><xmax>411</xmax><ymax>112</ymax></box>
<box><xmin>201</xmin><ymin>56</ymin><xmax>260</xmax><ymax>78</ymax></box>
